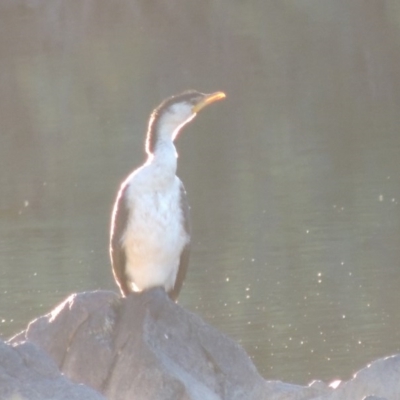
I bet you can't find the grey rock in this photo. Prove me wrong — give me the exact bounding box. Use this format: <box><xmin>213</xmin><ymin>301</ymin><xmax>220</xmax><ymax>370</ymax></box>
<box><xmin>311</xmin><ymin>355</ymin><xmax>400</xmax><ymax>400</ymax></box>
<box><xmin>8</xmin><ymin>289</ymin><xmax>400</xmax><ymax>400</ymax></box>
<box><xmin>10</xmin><ymin>289</ymin><xmax>322</xmax><ymax>400</ymax></box>
<box><xmin>0</xmin><ymin>339</ymin><xmax>106</xmax><ymax>400</ymax></box>
<box><xmin>363</xmin><ymin>396</ymin><xmax>387</xmax><ymax>400</ymax></box>
<box><xmin>363</xmin><ymin>396</ymin><xmax>388</xmax><ymax>400</ymax></box>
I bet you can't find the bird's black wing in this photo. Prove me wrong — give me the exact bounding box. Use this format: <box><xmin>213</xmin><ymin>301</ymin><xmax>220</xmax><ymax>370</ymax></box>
<box><xmin>168</xmin><ymin>182</ymin><xmax>191</xmax><ymax>301</ymax></box>
<box><xmin>110</xmin><ymin>182</ymin><xmax>131</xmax><ymax>296</ymax></box>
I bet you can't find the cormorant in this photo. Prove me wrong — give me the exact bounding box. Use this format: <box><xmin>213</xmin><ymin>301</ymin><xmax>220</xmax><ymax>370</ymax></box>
<box><xmin>110</xmin><ymin>90</ymin><xmax>226</xmax><ymax>300</ymax></box>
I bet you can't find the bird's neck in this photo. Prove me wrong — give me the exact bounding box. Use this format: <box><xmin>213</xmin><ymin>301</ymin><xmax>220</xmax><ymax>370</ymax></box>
<box><xmin>146</xmin><ymin>112</ymin><xmax>194</xmax><ymax>157</ymax></box>
<box><xmin>146</xmin><ymin>119</ymin><xmax>180</xmax><ymax>173</ymax></box>
<box><xmin>146</xmin><ymin>139</ymin><xmax>178</xmax><ymax>173</ymax></box>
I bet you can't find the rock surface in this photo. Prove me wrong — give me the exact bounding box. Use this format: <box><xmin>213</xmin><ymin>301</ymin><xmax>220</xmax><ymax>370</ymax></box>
<box><xmin>7</xmin><ymin>289</ymin><xmax>400</xmax><ymax>400</ymax></box>
<box><xmin>311</xmin><ymin>354</ymin><xmax>400</xmax><ymax>400</ymax></box>
<box><xmin>0</xmin><ymin>339</ymin><xmax>105</xmax><ymax>400</ymax></box>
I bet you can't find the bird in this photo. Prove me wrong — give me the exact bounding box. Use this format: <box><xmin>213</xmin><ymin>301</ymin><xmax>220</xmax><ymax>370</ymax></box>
<box><xmin>110</xmin><ymin>90</ymin><xmax>226</xmax><ymax>301</ymax></box>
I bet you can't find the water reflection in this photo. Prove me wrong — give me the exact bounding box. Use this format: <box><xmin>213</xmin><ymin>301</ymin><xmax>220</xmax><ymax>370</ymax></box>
<box><xmin>1</xmin><ymin>0</ymin><xmax>400</xmax><ymax>385</ymax></box>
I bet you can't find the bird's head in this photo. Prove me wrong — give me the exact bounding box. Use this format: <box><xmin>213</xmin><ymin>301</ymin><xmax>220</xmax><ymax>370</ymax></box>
<box><xmin>146</xmin><ymin>90</ymin><xmax>226</xmax><ymax>155</ymax></box>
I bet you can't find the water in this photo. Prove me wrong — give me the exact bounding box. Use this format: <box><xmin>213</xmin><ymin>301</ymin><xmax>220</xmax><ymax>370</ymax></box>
<box><xmin>1</xmin><ymin>0</ymin><xmax>400</xmax><ymax>385</ymax></box>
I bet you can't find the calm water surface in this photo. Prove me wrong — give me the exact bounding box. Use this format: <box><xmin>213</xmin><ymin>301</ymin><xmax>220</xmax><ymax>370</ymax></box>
<box><xmin>1</xmin><ymin>1</ymin><xmax>400</xmax><ymax>385</ymax></box>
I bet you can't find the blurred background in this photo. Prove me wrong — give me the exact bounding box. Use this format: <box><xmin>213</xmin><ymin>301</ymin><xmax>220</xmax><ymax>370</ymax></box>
<box><xmin>1</xmin><ymin>0</ymin><xmax>400</xmax><ymax>385</ymax></box>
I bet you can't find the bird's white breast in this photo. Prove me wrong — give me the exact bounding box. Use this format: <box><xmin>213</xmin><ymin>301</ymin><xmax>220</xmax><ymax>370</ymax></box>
<box><xmin>122</xmin><ymin>164</ymin><xmax>189</xmax><ymax>293</ymax></box>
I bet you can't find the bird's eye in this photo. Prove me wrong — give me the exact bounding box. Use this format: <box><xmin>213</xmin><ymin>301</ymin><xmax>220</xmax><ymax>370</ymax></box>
<box><xmin>190</xmin><ymin>97</ymin><xmax>201</xmax><ymax>106</ymax></box>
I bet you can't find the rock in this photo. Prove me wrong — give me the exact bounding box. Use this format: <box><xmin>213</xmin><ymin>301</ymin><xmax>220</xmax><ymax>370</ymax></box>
<box><xmin>0</xmin><ymin>339</ymin><xmax>106</xmax><ymax>400</ymax></box>
<box><xmin>11</xmin><ymin>290</ymin><xmax>119</xmax><ymax>391</ymax></box>
<box><xmin>9</xmin><ymin>289</ymin><xmax>322</xmax><ymax>400</ymax></box>
<box><xmin>310</xmin><ymin>355</ymin><xmax>400</xmax><ymax>400</ymax></box>
<box><xmin>363</xmin><ymin>396</ymin><xmax>387</xmax><ymax>400</ymax></box>
<box><xmin>363</xmin><ymin>396</ymin><xmax>388</xmax><ymax>400</ymax></box>
<box><xmin>8</xmin><ymin>289</ymin><xmax>400</xmax><ymax>400</ymax></box>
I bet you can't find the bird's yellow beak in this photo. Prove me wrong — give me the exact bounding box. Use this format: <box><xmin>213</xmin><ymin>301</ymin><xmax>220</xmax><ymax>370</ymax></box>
<box><xmin>192</xmin><ymin>91</ymin><xmax>226</xmax><ymax>114</ymax></box>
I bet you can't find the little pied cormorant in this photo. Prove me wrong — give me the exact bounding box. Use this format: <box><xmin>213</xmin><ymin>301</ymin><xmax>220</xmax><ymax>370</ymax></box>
<box><xmin>110</xmin><ymin>90</ymin><xmax>226</xmax><ymax>301</ymax></box>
